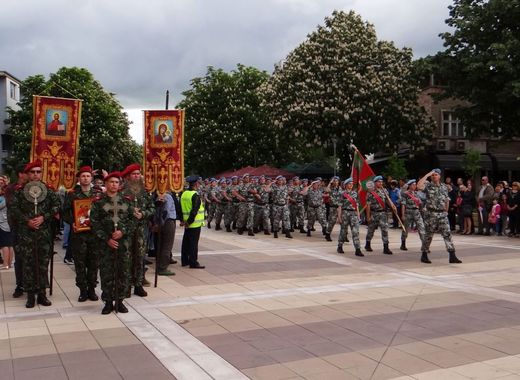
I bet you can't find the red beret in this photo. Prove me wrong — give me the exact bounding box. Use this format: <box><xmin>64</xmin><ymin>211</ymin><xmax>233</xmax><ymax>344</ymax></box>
<box><xmin>104</xmin><ymin>171</ymin><xmax>121</xmax><ymax>182</ymax></box>
<box><xmin>122</xmin><ymin>163</ymin><xmax>141</xmax><ymax>177</ymax></box>
<box><xmin>24</xmin><ymin>160</ymin><xmax>42</xmax><ymax>173</ymax></box>
<box><xmin>76</xmin><ymin>166</ymin><xmax>93</xmax><ymax>176</ymax></box>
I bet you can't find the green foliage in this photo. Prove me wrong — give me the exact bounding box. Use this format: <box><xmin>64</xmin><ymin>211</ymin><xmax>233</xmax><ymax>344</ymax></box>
<box><xmin>437</xmin><ymin>0</ymin><xmax>520</xmax><ymax>139</ymax></box>
<box><xmin>260</xmin><ymin>10</ymin><xmax>434</xmax><ymax>170</ymax></box>
<box><xmin>461</xmin><ymin>148</ymin><xmax>481</xmax><ymax>178</ymax></box>
<box><xmin>381</xmin><ymin>155</ymin><xmax>408</xmax><ymax>180</ymax></box>
<box><xmin>6</xmin><ymin>67</ymin><xmax>141</xmax><ymax>171</ymax></box>
<box><xmin>177</xmin><ymin>64</ymin><xmax>280</xmax><ymax>176</ymax></box>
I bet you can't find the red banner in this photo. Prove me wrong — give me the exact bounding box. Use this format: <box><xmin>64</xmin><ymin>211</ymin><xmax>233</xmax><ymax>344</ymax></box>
<box><xmin>351</xmin><ymin>146</ymin><xmax>375</xmax><ymax>210</ymax></box>
<box><xmin>31</xmin><ymin>96</ymin><xmax>82</xmax><ymax>190</ymax></box>
<box><xmin>143</xmin><ymin>110</ymin><xmax>184</xmax><ymax>193</ymax></box>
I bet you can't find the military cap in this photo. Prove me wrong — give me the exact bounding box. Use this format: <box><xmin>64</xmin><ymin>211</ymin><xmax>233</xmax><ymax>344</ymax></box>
<box><xmin>406</xmin><ymin>179</ymin><xmax>416</xmax><ymax>186</ymax></box>
<box><xmin>76</xmin><ymin>165</ymin><xmax>93</xmax><ymax>176</ymax></box>
<box><xmin>373</xmin><ymin>175</ymin><xmax>383</xmax><ymax>182</ymax></box>
<box><xmin>231</xmin><ymin>176</ymin><xmax>238</xmax><ymax>180</ymax></box>
<box><xmin>122</xmin><ymin>163</ymin><xmax>141</xmax><ymax>177</ymax></box>
<box><xmin>292</xmin><ymin>176</ymin><xmax>299</xmax><ymax>181</ymax></box>
<box><xmin>104</xmin><ymin>171</ymin><xmax>121</xmax><ymax>182</ymax></box>
<box><xmin>242</xmin><ymin>173</ymin><xmax>250</xmax><ymax>178</ymax></box>
<box><xmin>219</xmin><ymin>178</ymin><xmax>226</xmax><ymax>184</ymax></box>
<box><xmin>315</xmin><ymin>177</ymin><xmax>322</xmax><ymax>181</ymax></box>
<box><xmin>331</xmin><ymin>176</ymin><xmax>340</xmax><ymax>181</ymax></box>
<box><xmin>210</xmin><ymin>177</ymin><xmax>217</xmax><ymax>183</ymax></box>
<box><xmin>311</xmin><ymin>180</ymin><xmax>320</xmax><ymax>186</ymax></box>
<box><xmin>24</xmin><ymin>160</ymin><xmax>42</xmax><ymax>173</ymax></box>
<box><xmin>275</xmin><ymin>175</ymin><xmax>284</xmax><ymax>181</ymax></box>
<box><xmin>344</xmin><ymin>177</ymin><xmax>353</xmax><ymax>184</ymax></box>
<box><xmin>432</xmin><ymin>168</ymin><xmax>441</xmax><ymax>174</ymax></box>
<box><xmin>186</xmin><ymin>175</ymin><xmax>199</xmax><ymax>184</ymax></box>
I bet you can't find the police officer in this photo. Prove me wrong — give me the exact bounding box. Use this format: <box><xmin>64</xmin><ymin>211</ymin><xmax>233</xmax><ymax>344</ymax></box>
<box><xmin>337</xmin><ymin>178</ymin><xmax>363</xmax><ymax>256</ymax></box>
<box><xmin>365</xmin><ymin>175</ymin><xmax>396</xmax><ymax>255</ymax></box>
<box><xmin>400</xmin><ymin>179</ymin><xmax>426</xmax><ymax>253</ymax></box>
<box><xmin>417</xmin><ymin>169</ymin><xmax>462</xmax><ymax>264</ymax></box>
<box><xmin>180</xmin><ymin>175</ymin><xmax>205</xmax><ymax>268</ymax></box>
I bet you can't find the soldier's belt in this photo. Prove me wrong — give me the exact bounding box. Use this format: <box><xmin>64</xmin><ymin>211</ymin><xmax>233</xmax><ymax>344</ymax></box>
<box><xmin>371</xmin><ymin>209</ymin><xmax>385</xmax><ymax>213</ymax></box>
<box><xmin>309</xmin><ymin>205</ymin><xmax>321</xmax><ymax>208</ymax></box>
<box><xmin>427</xmin><ymin>208</ymin><xmax>445</xmax><ymax>212</ymax></box>
<box><xmin>274</xmin><ymin>203</ymin><xmax>286</xmax><ymax>206</ymax></box>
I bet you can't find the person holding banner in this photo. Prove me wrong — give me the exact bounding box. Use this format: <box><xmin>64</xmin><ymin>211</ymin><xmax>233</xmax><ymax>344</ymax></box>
<box><xmin>400</xmin><ymin>179</ymin><xmax>427</xmax><ymax>254</ymax></box>
<box><xmin>337</xmin><ymin>178</ymin><xmax>363</xmax><ymax>256</ymax></box>
<box><xmin>417</xmin><ymin>169</ymin><xmax>462</xmax><ymax>264</ymax></box>
<box><xmin>365</xmin><ymin>175</ymin><xmax>395</xmax><ymax>255</ymax></box>
<box><xmin>63</xmin><ymin>166</ymin><xmax>102</xmax><ymax>302</ymax></box>
<box><xmin>10</xmin><ymin>161</ymin><xmax>61</xmax><ymax>308</ymax></box>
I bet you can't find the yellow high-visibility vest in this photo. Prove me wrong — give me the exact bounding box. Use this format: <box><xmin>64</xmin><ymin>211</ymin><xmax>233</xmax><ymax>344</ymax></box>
<box><xmin>181</xmin><ymin>190</ymin><xmax>205</xmax><ymax>228</ymax></box>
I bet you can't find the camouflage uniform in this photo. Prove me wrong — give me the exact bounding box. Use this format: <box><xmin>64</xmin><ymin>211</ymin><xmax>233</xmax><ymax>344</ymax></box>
<box><xmin>90</xmin><ymin>193</ymin><xmax>134</xmax><ymax>302</ymax></box>
<box><xmin>254</xmin><ymin>184</ymin><xmax>271</xmax><ymax>233</ymax></box>
<box><xmin>306</xmin><ymin>188</ymin><xmax>326</xmax><ymax>231</ymax></box>
<box><xmin>10</xmin><ymin>183</ymin><xmax>60</xmax><ymax>295</ymax></box>
<box><xmin>236</xmin><ymin>183</ymin><xmax>255</xmax><ymax>231</ymax></box>
<box><xmin>229</xmin><ymin>181</ymin><xmax>240</xmax><ymax>228</ymax></box>
<box><xmin>63</xmin><ymin>186</ymin><xmax>102</xmax><ymax>293</ymax></box>
<box><xmin>205</xmin><ymin>184</ymin><xmax>217</xmax><ymax>226</ymax></box>
<box><xmin>326</xmin><ymin>187</ymin><xmax>342</xmax><ymax>234</ymax></box>
<box><xmin>366</xmin><ymin>188</ymin><xmax>391</xmax><ymax>245</ymax></box>
<box><xmin>271</xmin><ymin>184</ymin><xmax>290</xmax><ymax>233</ymax></box>
<box><xmin>338</xmin><ymin>190</ymin><xmax>360</xmax><ymax>249</ymax></box>
<box><xmin>289</xmin><ymin>185</ymin><xmax>305</xmax><ymax>229</ymax></box>
<box><xmin>422</xmin><ymin>182</ymin><xmax>455</xmax><ymax>252</ymax></box>
<box><xmin>214</xmin><ymin>183</ymin><xmax>229</xmax><ymax>229</ymax></box>
<box><xmin>122</xmin><ymin>184</ymin><xmax>155</xmax><ymax>289</ymax></box>
<box><xmin>400</xmin><ymin>190</ymin><xmax>426</xmax><ymax>249</ymax></box>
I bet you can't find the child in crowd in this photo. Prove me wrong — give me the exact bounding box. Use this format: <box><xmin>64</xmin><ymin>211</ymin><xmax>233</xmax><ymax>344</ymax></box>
<box><xmin>488</xmin><ymin>197</ymin><xmax>501</xmax><ymax>235</ymax></box>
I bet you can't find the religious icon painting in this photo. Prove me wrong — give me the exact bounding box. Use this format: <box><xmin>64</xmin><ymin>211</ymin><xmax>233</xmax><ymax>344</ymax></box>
<box><xmin>32</xmin><ymin>96</ymin><xmax>82</xmax><ymax>190</ymax></box>
<box><xmin>143</xmin><ymin>110</ymin><xmax>184</xmax><ymax>193</ymax></box>
<box><xmin>73</xmin><ymin>198</ymin><xmax>92</xmax><ymax>232</ymax></box>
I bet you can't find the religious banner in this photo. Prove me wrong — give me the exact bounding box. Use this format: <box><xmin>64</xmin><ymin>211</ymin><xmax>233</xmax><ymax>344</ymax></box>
<box><xmin>143</xmin><ymin>109</ymin><xmax>184</xmax><ymax>193</ymax></box>
<box><xmin>31</xmin><ymin>95</ymin><xmax>82</xmax><ymax>190</ymax></box>
<box><xmin>73</xmin><ymin>198</ymin><xmax>92</xmax><ymax>232</ymax></box>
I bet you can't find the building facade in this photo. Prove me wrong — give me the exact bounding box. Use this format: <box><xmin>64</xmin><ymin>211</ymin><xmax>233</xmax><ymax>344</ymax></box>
<box><xmin>0</xmin><ymin>71</ymin><xmax>21</xmax><ymax>173</ymax></box>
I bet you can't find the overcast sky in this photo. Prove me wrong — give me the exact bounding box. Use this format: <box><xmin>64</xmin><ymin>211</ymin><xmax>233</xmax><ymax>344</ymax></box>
<box><xmin>0</xmin><ymin>0</ymin><xmax>453</xmax><ymax>143</ymax></box>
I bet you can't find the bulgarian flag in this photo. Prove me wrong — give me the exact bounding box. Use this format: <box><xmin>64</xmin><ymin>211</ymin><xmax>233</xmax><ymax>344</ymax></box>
<box><xmin>350</xmin><ymin>145</ymin><xmax>375</xmax><ymax>211</ymax></box>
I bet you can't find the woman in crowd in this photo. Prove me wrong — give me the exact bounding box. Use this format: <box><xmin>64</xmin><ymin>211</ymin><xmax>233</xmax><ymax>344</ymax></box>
<box><xmin>507</xmin><ymin>182</ymin><xmax>519</xmax><ymax>237</ymax></box>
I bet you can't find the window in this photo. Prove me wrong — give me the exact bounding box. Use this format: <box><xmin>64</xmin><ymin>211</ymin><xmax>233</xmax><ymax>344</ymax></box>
<box><xmin>1</xmin><ymin>134</ymin><xmax>12</xmax><ymax>152</ymax></box>
<box><xmin>9</xmin><ymin>81</ymin><xmax>17</xmax><ymax>100</ymax></box>
<box><xmin>441</xmin><ymin>111</ymin><xmax>465</xmax><ymax>137</ymax></box>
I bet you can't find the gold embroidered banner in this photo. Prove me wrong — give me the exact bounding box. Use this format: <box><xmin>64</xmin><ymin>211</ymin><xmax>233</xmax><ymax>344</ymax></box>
<box><xmin>31</xmin><ymin>95</ymin><xmax>82</xmax><ymax>190</ymax></box>
<box><xmin>143</xmin><ymin>110</ymin><xmax>184</xmax><ymax>193</ymax></box>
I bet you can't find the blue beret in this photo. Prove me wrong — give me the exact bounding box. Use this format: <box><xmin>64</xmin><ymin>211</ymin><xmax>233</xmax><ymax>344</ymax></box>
<box><xmin>344</xmin><ymin>177</ymin><xmax>353</xmax><ymax>184</ymax></box>
<box><xmin>331</xmin><ymin>176</ymin><xmax>340</xmax><ymax>180</ymax></box>
<box><xmin>231</xmin><ymin>176</ymin><xmax>238</xmax><ymax>180</ymax></box>
<box><xmin>275</xmin><ymin>175</ymin><xmax>284</xmax><ymax>180</ymax></box>
<box><xmin>219</xmin><ymin>178</ymin><xmax>226</xmax><ymax>184</ymax></box>
<box><xmin>406</xmin><ymin>179</ymin><xmax>416</xmax><ymax>186</ymax></box>
<box><xmin>242</xmin><ymin>173</ymin><xmax>250</xmax><ymax>178</ymax></box>
<box><xmin>186</xmin><ymin>175</ymin><xmax>199</xmax><ymax>183</ymax></box>
<box><xmin>373</xmin><ymin>175</ymin><xmax>383</xmax><ymax>182</ymax></box>
<box><xmin>292</xmin><ymin>176</ymin><xmax>299</xmax><ymax>180</ymax></box>
<box><xmin>315</xmin><ymin>177</ymin><xmax>322</xmax><ymax>181</ymax></box>
<box><xmin>432</xmin><ymin>168</ymin><xmax>441</xmax><ymax>174</ymax></box>
<box><xmin>210</xmin><ymin>178</ymin><xmax>217</xmax><ymax>183</ymax></box>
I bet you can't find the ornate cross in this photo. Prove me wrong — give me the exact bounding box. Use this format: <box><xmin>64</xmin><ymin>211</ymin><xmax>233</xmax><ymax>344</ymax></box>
<box><xmin>102</xmin><ymin>194</ymin><xmax>128</xmax><ymax>230</ymax></box>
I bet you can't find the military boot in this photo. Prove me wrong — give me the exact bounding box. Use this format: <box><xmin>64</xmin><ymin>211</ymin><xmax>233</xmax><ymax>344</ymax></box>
<box><xmin>264</xmin><ymin>229</ymin><xmax>271</xmax><ymax>235</ymax></box>
<box><xmin>421</xmin><ymin>251</ymin><xmax>431</xmax><ymax>264</ymax></box>
<box><xmin>248</xmin><ymin>229</ymin><xmax>255</xmax><ymax>236</ymax></box>
<box><xmin>207</xmin><ymin>221</ymin><xmax>211</xmax><ymax>229</ymax></box>
<box><xmin>88</xmin><ymin>288</ymin><xmax>99</xmax><ymax>301</ymax></box>
<box><xmin>116</xmin><ymin>300</ymin><xmax>128</xmax><ymax>313</ymax></box>
<box><xmin>134</xmin><ymin>286</ymin><xmax>148</xmax><ymax>297</ymax></box>
<box><xmin>253</xmin><ymin>227</ymin><xmax>259</xmax><ymax>233</ymax></box>
<box><xmin>306</xmin><ymin>229</ymin><xmax>311</xmax><ymax>237</ymax></box>
<box><xmin>400</xmin><ymin>240</ymin><xmax>408</xmax><ymax>251</ymax></box>
<box><xmin>365</xmin><ymin>241</ymin><xmax>373</xmax><ymax>252</ymax></box>
<box><xmin>285</xmin><ymin>231</ymin><xmax>293</xmax><ymax>239</ymax></box>
<box><xmin>26</xmin><ymin>292</ymin><xmax>36</xmax><ymax>308</ymax></box>
<box><xmin>232</xmin><ymin>222</ymin><xmax>236</xmax><ymax>230</ymax></box>
<box><xmin>102</xmin><ymin>300</ymin><xmax>114</xmax><ymax>314</ymax></box>
<box><xmin>322</xmin><ymin>227</ymin><xmax>327</xmax><ymax>235</ymax></box>
<box><xmin>273</xmin><ymin>231</ymin><xmax>278</xmax><ymax>238</ymax></box>
<box><xmin>299</xmin><ymin>225</ymin><xmax>306</xmax><ymax>234</ymax></box>
<box><xmin>226</xmin><ymin>225</ymin><xmax>232</xmax><ymax>232</ymax></box>
<box><xmin>337</xmin><ymin>244</ymin><xmax>344</xmax><ymax>254</ymax></box>
<box><xmin>355</xmin><ymin>248</ymin><xmax>364</xmax><ymax>257</ymax></box>
<box><xmin>37</xmin><ymin>292</ymin><xmax>52</xmax><ymax>306</ymax></box>
<box><xmin>325</xmin><ymin>233</ymin><xmax>332</xmax><ymax>242</ymax></box>
<box><xmin>78</xmin><ymin>289</ymin><xmax>88</xmax><ymax>302</ymax></box>
<box><xmin>215</xmin><ymin>224</ymin><xmax>221</xmax><ymax>231</ymax></box>
<box><xmin>237</xmin><ymin>228</ymin><xmax>244</xmax><ymax>235</ymax></box>
<box><xmin>383</xmin><ymin>244</ymin><xmax>393</xmax><ymax>255</ymax></box>
<box><xmin>448</xmin><ymin>250</ymin><xmax>462</xmax><ymax>264</ymax></box>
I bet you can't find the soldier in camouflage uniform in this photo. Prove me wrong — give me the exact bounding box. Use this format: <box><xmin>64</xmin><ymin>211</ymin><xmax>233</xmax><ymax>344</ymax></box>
<box><xmin>337</xmin><ymin>178</ymin><xmax>363</xmax><ymax>256</ymax></box>
<box><xmin>289</xmin><ymin>177</ymin><xmax>306</xmax><ymax>234</ymax></box>
<box><xmin>205</xmin><ymin>178</ymin><xmax>218</xmax><ymax>228</ymax></box>
<box><xmin>233</xmin><ymin>174</ymin><xmax>256</xmax><ymax>236</ymax></box>
<box><xmin>303</xmin><ymin>180</ymin><xmax>327</xmax><ymax>238</ymax></box>
<box><xmin>229</xmin><ymin>176</ymin><xmax>240</xmax><ymax>230</ymax></box>
<box><xmin>214</xmin><ymin>178</ymin><xmax>229</xmax><ymax>230</ymax></box>
<box><xmin>122</xmin><ymin>164</ymin><xmax>155</xmax><ymax>297</ymax></box>
<box><xmin>270</xmin><ymin>176</ymin><xmax>292</xmax><ymax>238</ymax></box>
<box><xmin>62</xmin><ymin>166</ymin><xmax>102</xmax><ymax>302</ymax></box>
<box><xmin>91</xmin><ymin>172</ymin><xmax>135</xmax><ymax>314</ymax></box>
<box><xmin>325</xmin><ymin>176</ymin><xmax>341</xmax><ymax>242</ymax></box>
<box><xmin>253</xmin><ymin>176</ymin><xmax>271</xmax><ymax>235</ymax></box>
<box><xmin>417</xmin><ymin>169</ymin><xmax>462</xmax><ymax>264</ymax></box>
<box><xmin>400</xmin><ymin>179</ymin><xmax>426</xmax><ymax>253</ymax></box>
<box><xmin>10</xmin><ymin>161</ymin><xmax>61</xmax><ymax>308</ymax></box>
<box><xmin>365</xmin><ymin>176</ymin><xmax>396</xmax><ymax>255</ymax></box>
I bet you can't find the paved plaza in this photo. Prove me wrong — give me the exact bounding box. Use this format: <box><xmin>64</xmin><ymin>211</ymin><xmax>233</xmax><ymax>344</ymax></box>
<box><xmin>1</xmin><ymin>227</ymin><xmax>520</xmax><ymax>379</ymax></box>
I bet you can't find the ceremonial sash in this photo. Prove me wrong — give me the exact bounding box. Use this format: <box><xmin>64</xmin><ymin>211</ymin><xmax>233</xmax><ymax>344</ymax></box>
<box><xmin>343</xmin><ymin>192</ymin><xmax>358</xmax><ymax>210</ymax></box>
<box><xmin>370</xmin><ymin>191</ymin><xmax>385</xmax><ymax>209</ymax></box>
<box><xmin>406</xmin><ymin>191</ymin><xmax>422</xmax><ymax>209</ymax></box>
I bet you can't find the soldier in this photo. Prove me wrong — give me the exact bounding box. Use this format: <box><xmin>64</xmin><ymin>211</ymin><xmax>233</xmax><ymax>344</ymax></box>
<box><xmin>121</xmin><ymin>164</ymin><xmax>155</xmax><ymax>298</ymax></box>
<box><xmin>417</xmin><ymin>169</ymin><xmax>462</xmax><ymax>264</ymax></box>
<box><xmin>62</xmin><ymin>166</ymin><xmax>102</xmax><ymax>302</ymax></box>
<box><xmin>325</xmin><ymin>176</ymin><xmax>341</xmax><ymax>242</ymax></box>
<box><xmin>205</xmin><ymin>178</ymin><xmax>218</xmax><ymax>229</ymax></box>
<box><xmin>229</xmin><ymin>176</ymin><xmax>240</xmax><ymax>230</ymax></box>
<box><xmin>303</xmin><ymin>180</ymin><xmax>327</xmax><ymax>237</ymax></box>
<box><xmin>365</xmin><ymin>175</ymin><xmax>396</xmax><ymax>255</ymax></box>
<box><xmin>91</xmin><ymin>172</ymin><xmax>135</xmax><ymax>314</ymax></box>
<box><xmin>214</xmin><ymin>178</ymin><xmax>228</xmax><ymax>231</ymax></box>
<box><xmin>400</xmin><ymin>179</ymin><xmax>426</xmax><ymax>253</ymax></box>
<box><xmin>234</xmin><ymin>174</ymin><xmax>256</xmax><ymax>236</ymax></box>
<box><xmin>337</xmin><ymin>178</ymin><xmax>363</xmax><ymax>256</ymax></box>
<box><xmin>289</xmin><ymin>177</ymin><xmax>306</xmax><ymax>234</ymax></box>
<box><xmin>253</xmin><ymin>176</ymin><xmax>271</xmax><ymax>235</ymax></box>
<box><xmin>271</xmin><ymin>175</ymin><xmax>292</xmax><ymax>238</ymax></box>
<box><xmin>11</xmin><ymin>161</ymin><xmax>61</xmax><ymax>308</ymax></box>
